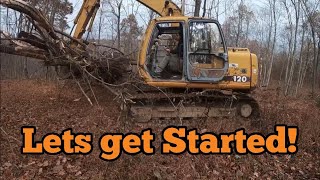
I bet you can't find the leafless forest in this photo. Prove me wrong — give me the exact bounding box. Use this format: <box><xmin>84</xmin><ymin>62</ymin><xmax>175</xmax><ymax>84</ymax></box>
<box><xmin>1</xmin><ymin>0</ymin><xmax>319</xmax><ymax>96</ymax></box>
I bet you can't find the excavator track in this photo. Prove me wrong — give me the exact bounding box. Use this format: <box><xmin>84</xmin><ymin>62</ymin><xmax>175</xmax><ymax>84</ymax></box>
<box><xmin>124</xmin><ymin>90</ymin><xmax>260</xmax><ymax>122</ymax></box>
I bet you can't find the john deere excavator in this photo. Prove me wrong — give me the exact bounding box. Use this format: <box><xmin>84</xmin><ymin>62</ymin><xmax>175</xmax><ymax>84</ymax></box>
<box><xmin>72</xmin><ymin>0</ymin><xmax>260</xmax><ymax>121</ymax></box>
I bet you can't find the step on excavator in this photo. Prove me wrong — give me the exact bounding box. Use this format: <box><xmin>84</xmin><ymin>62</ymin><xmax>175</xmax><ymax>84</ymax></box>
<box><xmin>71</xmin><ymin>0</ymin><xmax>260</xmax><ymax>121</ymax></box>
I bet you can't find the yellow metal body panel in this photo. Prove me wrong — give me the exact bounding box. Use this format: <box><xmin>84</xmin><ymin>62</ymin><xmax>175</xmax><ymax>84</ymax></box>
<box><xmin>250</xmin><ymin>53</ymin><xmax>259</xmax><ymax>88</ymax></box>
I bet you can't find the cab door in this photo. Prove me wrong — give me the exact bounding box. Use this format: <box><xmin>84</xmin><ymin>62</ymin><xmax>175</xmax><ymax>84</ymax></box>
<box><xmin>186</xmin><ymin>20</ymin><xmax>229</xmax><ymax>83</ymax></box>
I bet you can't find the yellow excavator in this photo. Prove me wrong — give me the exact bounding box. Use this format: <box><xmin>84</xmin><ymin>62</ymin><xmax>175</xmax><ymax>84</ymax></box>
<box><xmin>72</xmin><ymin>0</ymin><xmax>260</xmax><ymax>121</ymax></box>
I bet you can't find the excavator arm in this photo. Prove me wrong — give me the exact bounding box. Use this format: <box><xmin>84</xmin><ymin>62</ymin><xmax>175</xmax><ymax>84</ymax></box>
<box><xmin>72</xmin><ymin>0</ymin><xmax>100</xmax><ymax>40</ymax></box>
<box><xmin>137</xmin><ymin>0</ymin><xmax>182</xmax><ymax>17</ymax></box>
<box><xmin>72</xmin><ymin>0</ymin><xmax>182</xmax><ymax>40</ymax></box>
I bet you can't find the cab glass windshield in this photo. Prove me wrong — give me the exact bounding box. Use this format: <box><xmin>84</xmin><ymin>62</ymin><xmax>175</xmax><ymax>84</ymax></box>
<box><xmin>189</xmin><ymin>22</ymin><xmax>224</xmax><ymax>54</ymax></box>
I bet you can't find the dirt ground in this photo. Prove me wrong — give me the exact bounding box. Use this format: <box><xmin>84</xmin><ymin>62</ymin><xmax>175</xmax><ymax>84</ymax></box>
<box><xmin>0</xmin><ymin>80</ymin><xmax>319</xmax><ymax>179</ymax></box>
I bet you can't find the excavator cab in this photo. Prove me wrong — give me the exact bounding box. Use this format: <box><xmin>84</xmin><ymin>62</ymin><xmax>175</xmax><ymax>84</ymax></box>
<box><xmin>141</xmin><ymin>17</ymin><xmax>228</xmax><ymax>84</ymax></box>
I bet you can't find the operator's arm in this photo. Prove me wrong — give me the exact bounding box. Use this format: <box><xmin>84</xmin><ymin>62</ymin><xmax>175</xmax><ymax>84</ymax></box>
<box><xmin>171</xmin><ymin>45</ymin><xmax>180</xmax><ymax>54</ymax></box>
<box><xmin>166</xmin><ymin>38</ymin><xmax>182</xmax><ymax>54</ymax></box>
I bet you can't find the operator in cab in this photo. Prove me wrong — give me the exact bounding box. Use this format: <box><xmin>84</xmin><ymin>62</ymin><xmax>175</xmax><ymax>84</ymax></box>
<box><xmin>153</xmin><ymin>34</ymin><xmax>183</xmax><ymax>78</ymax></box>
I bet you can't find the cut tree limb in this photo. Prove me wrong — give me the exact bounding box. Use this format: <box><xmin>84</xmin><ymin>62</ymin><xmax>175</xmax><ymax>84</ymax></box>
<box><xmin>0</xmin><ymin>0</ymin><xmax>133</xmax><ymax>105</ymax></box>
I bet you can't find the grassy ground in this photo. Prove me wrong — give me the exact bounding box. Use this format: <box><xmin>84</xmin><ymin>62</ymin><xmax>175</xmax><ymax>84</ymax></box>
<box><xmin>0</xmin><ymin>80</ymin><xmax>319</xmax><ymax>179</ymax></box>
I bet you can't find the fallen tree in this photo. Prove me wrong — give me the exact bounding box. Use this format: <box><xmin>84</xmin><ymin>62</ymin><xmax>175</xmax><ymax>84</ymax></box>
<box><xmin>0</xmin><ymin>0</ymin><xmax>138</xmax><ymax>103</ymax></box>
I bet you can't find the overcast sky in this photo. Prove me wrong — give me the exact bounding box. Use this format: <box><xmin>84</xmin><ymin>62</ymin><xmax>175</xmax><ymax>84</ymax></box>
<box><xmin>2</xmin><ymin>0</ymin><xmax>310</xmax><ymax>43</ymax></box>
<box><xmin>65</xmin><ymin>0</ymin><xmax>266</xmax><ymax>24</ymax></box>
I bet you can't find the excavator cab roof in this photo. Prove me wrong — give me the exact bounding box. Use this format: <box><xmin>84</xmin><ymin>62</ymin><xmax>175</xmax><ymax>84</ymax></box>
<box><xmin>155</xmin><ymin>16</ymin><xmax>219</xmax><ymax>24</ymax></box>
<box><xmin>154</xmin><ymin>16</ymin><xmax>216</xmax><ymax>22</ymax></box>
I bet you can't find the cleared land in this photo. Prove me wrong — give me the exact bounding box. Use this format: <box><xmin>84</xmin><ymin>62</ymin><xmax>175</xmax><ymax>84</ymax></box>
<box><xmin>0</xmin><ymin>80</ymin><xmax>319</xmax><ymax>179</ymax></box>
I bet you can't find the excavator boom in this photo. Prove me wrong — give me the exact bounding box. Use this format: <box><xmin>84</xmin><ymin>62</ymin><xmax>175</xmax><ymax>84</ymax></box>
<box><xmin>72</xmin><ymin>0</ymin><xmax>100</xmax><ymax>40</ymax></box>
<box><xmin>137</xmin><ymin>0</ymin><xmax>182</xmax><ymax>17</ymax></box>
<box><xmin>72</xmin><ymin>0</ymin><xmax>182</xmax><ymax>40</ymax></box>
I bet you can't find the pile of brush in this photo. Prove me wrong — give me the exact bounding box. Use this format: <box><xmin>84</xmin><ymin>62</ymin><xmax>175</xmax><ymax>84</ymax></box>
<box><xmin>0</xmin><ymin>0</ymin><xmax>131</xmax><ymax>86</ymax></box>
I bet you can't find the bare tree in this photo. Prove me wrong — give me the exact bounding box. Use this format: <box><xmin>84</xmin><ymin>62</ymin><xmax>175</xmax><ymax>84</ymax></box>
<box><xmin>98</xmin><ymin>0</ymin><xmax>106</xmax><ymax>44</ymax></box>
<box><xmin>302</xmin><ymin>0</ymin><xmax>319</xmax><ymax>96</ymax></box>
<box><xmin>265</xmin><ymin>0</ymin><xmax>278</xmax><ymax>86</ymax></box>
<box><xmin>235</xmin><ymin>0</ymin><xmax>244</xmax><ymax>47</ymax></box>
<box><xmin>108</xmin><ymin>0</ymin><xmax>123</xmax><ymax>49</ymax></box>
<box><xmin>295</xmin><ymin>22</ymin><xmax>306</xmax><ymax>96</ymax></box>
<box><xmin>284</xmin><ymin>0</ymin><xmax>301</xmax><ymax>96</ymax></box>
<box><xmin>181</xmin><ymin>0</ymin><xmax>185</xmax><ymax>15</ymax></box>
<box><xmin>202</xmin><ymin>0</ymin><xmax>207</xmax><ymax>17</ymax></box>
<box><xmin>194</xmin><ymin>0</ymin><xmax>202</xmax><ymax>17</ymax></box>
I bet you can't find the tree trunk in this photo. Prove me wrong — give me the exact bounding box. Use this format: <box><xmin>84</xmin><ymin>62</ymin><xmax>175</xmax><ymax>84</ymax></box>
<box><xmin>202</xmin><ymin>0</ymin><xmax>207</xmax><ymax>17</ymax></box>
<box><xmin>148</xmin><ymin>10</ymin><xmax>155</xmax><ymax>24</ymax></box>
<box><xmin>98</xmin><ymin>7</ymin><xmax>103</xmax><ymax>44</ymax></box>
<box><xmin>285</xmin><ymin>11</ymin><xmax>300</xmax><ymax>95</ymax></box>
<box><xmin>295</xmin><ymin>24</ymin><xmax>305</xmax><ymax>96</ymax></box>
<box><xmin>302</xmin><ymin>0</ymin><xmax>318</xmax><ymax>96</ymax></box>
<box><xmin>117</xmin><ymin>14</ymin><xmax>120</xmax><ymax>49</ymax></box>
<box><xmin>235</xmin><ymin>0</ymin><xmax>244</xmax><ymax>47</ymax></box>
<box><xmin>283</xmin><ymin>1</ymin><xmax>293</xmax><ymax>91</ymax></box>
<box><xmin>216</xmin><ymin>0</ymin><xmax>220</xmax><ymax>20</ymax></box>
<box><xmin>266</xmin><ymin>0</ymin><xmax>277</xmax><ymax>87</ymax></box>
<box><xmin>194</xmin><ymin>0</ymin><xmax>202</xmax><ymax>17</ymax></box>
<box><xmin>285</xmin><ymin>0</ymin><xmax>300</xmax><ymax>96</ymax></box>
<box><xmin>181</xmin><ymin>0</ymin><xmax>185</xmax><ymax>15</ymax></box>
<box><xmin>316</xmin><ymin>38</ymin><xmax>320</xmax><ymax>90</ymax></box>
<box><xmin>23</xmin><ymin>57</ymin><xmax>29</xmax><ymax>79</ymax></box>
<box><xmin>300</xmin><ymin>41</ymin><xmax>311</xmax><ymax>89</ymax></box>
